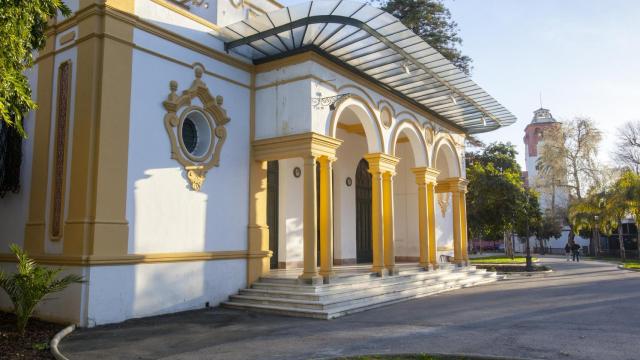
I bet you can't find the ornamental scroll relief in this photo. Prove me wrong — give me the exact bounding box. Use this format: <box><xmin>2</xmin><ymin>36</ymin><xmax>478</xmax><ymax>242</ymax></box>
<box><xmin>162</xmin><ymin>65</ymin><xmax>230</xmax><ymax>191</ymax></box>
<box><xmin>436</xmin><ymin>192</ymin><xmax>450</xmax><ymax>218</ymax></box>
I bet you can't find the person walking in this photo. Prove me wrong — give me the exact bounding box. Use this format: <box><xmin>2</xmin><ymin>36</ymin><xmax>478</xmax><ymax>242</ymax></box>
<box><xmin>572</xmin><ymin>243</ymin><xmax>581</xmax><ymax>262</ymax></box>
<box><xmin>564</xmin><ymin>243</ymin><xmax>571</xmax><ymax>261</ymax></box>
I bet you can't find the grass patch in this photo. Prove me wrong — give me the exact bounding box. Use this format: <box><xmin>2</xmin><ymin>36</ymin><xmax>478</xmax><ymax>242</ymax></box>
<box><xmin>338</xmin><ymin>355</ymin><xmax>490</xmax><ymax>360</ymax></box>
<box><xmin>470</xmin><ymin>256</ymin><xmax>538</xmax><ymax>264</ymax></box>
<box><xmin>622</xmin><ymin>260</ymin><xmax>640</xmax><ymax>269</ymax></box>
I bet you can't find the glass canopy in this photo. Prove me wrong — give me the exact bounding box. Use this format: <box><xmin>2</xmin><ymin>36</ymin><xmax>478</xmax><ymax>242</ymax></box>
<box><xmin>221</xmin><ymin>0</ymin><xmax>516</xmax><ymax>134</ymax></box>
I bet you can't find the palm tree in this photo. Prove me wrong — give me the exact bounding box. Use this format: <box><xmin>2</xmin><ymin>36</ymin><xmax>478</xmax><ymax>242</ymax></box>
<box><xmin>569</xmin><ymin>189</ymin><xmax>616</xmax><ymax>257</ymax></box>
<box><xmin>614</xmin><ymin>171</ymin><xmax>640</xmax><ymax>258</ymax></box>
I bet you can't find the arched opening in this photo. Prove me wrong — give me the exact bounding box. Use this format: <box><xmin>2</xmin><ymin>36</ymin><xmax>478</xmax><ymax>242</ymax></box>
<box><xmin>390</xmin><ymin>123</ymin><xmax>428</xmax><ymax>264</ymax></box>
<box><xmin>355</xmin><ymin>159</ymin><xmax>372</xmax><ymax>263</ymax></box>
<box><xmin>433</xmin><ymin>138</ymin><xmax>462</xmax><ymax>263</ymax></box>
<box><xmin>331</xmin><ymin>101</ymin><xmax>382</xmax><ymax>265</ymax></box>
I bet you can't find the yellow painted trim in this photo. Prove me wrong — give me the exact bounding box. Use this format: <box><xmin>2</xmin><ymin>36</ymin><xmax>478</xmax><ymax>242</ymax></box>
<box><xmin>59</xmin><ymin>31</ymin><xmax>76</xmax><ymax>45</ymax></box>
<box><xmin>435</xmin><ymin>177</ymin><xmax>468</xmax><ymax>193</ymax></box>
<box><xmin>151</xmin><ymin>0</ymin><xmax>221</xmax><ymax>32</ymax></box>
<box><xmin>252</xmin><ymin>132</ymin><xmax>342</xmax><ymax>161</ymax></box>
<box><xmin>62</xmin><ymin>6</ymin><xmax>132</xmax><ymax>257</ymax></box>
<box><xmin>364</xmin><ymin>153</ymin><xmax>400</xmax><ymax>175</ymax></box>
<box><xmin>25</xmin><ymin>37</ymin><xmax>56</xmax><ymax>254</ymax></box>
<box><xmin>0</xmin><ymin>250</ymin><xmax>269</xmax><ymax>266</ymax></box>
<box><xmin>318</xmin><ymin>156</ymin><xmax>335</xmax><ymax>277</ymax></box>
<box><xmin>41</xmin><ymin>3</ymin><xmax>252</xmax><ymax>72</ymax></box>
<box><xmin>49</xmin><ymin>60</ymin><xmax>73</xmax><ymax>241</ymax></box>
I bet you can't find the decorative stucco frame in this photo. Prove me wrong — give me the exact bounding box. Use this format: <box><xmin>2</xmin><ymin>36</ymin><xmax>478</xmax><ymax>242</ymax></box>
<box><xmin>163</xmin><ymin>66</ymin><xmax>230</xmax><ymax>191</ymax></box>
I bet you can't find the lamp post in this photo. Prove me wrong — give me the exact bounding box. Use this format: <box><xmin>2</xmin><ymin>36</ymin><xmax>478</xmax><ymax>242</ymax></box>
<box><xmin>525</xmin><ymin>192</ymin><xmax>533</xmax><ymax>272</ymax></box>
<box><xmin>594</xmin><ymin>215</ymin><xmax>600</xmax><ymax>257</ymax></box>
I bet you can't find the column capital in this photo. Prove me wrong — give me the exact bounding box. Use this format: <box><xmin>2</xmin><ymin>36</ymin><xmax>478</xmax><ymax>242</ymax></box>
<box><xmin>364</xmin><ymin>153</ymin><xmax>400</xmax><ymax>175</ymax></box>
<box><xmin>252</xmin><ymin>132</ymin><xmax>342</xmax><ymax>161</ymax></box>
<box><xmin>411</xmin><ymin>167</ymin><xmax>440</xmax><ymax>185</ymax></box>
<box><xmin>435</xmin><ymin>177</ymin><xmax>468</xmax><ymax>193</ymax></box>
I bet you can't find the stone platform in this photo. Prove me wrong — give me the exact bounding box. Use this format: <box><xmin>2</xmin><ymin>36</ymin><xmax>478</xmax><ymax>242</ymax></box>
<box><xmin>222</xmin><ymin>263</ymin><xmax>499</xmax><ymax>319</ymax></box>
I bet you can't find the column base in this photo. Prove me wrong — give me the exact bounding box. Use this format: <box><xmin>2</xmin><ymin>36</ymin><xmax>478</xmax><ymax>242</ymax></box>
<box><xmin>371</xmin><ymin>266</ymin><xmax>389</xmax><ymax>277</ymax></box>
<box><xmin>385</xmin><ymin>266</ymin><xmax>400</xmax><ymax>275</ymax></box>
<box><xmin>420</xmin><ymin>263</ymin><xmax>436</xmax><ymax>271</ymax></box>
<box><xmin>453</xmin><ymin>259</ymin><xmax>467</xmax><ymax>267</ymax></box>
<box><xmin>298</xmin><ymin>273</ymin><xmax>323</xmax><ymax>285</ymax></box>
<box><xmin>321</xmin><ymin>272</ymin><xmax>338</xmax><ymax>284</ymax></box>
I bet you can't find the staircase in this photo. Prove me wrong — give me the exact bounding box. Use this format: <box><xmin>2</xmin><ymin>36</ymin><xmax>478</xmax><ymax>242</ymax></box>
<box><xmin>222</xmin><ymin>265</ymin><xmax>499</xmax><ymax>319</ymax></box>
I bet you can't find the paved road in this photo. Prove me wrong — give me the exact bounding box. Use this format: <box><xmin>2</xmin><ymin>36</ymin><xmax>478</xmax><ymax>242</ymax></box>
<box><xmin>61</xmin><ymin>258</ymin><xmax>640</xmax><ymax>360</ymax></box>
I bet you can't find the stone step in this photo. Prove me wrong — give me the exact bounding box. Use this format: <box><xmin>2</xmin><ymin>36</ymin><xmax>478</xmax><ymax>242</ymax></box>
<box><xmin>223</xmin><ymin>272</ymin><xmax>498</xmax><ymax>319</ymax></box>
<box><xmin>251</xmin><ymin>268</ymin><xmax>486</xmax><ymax>294</ymax></box>
<box><xmin>242</xmin><ymin>270</ymin><xmax>489</xmax><ymax>301</ymax></box>
<box><xmin>231</xmin><ymin>273</ymin><xmax>494</xmax><ymax>311</ymax></box>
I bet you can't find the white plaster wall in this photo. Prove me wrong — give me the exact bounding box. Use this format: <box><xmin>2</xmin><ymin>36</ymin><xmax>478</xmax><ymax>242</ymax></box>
<box><xmin>393</xmin><ymin>143</ymin><xmax>419</xmax><ymax>259</ymax></box>
<box><xmin>0</xmin><ymin>66</ymin><xmax>37</xmax><ymax>251</ymax></box>
<box><xmin>277</xmin><ymin>158</ymin><xmax>304</xmax><ymax>266</ymax></box>
<box><xmin>333</xmin><ymin>129</ymin><xmax>369</xmax><ymax>262</ymax></box>
<box><xmin>86</xmin><ymin>259</ymin><xmax>245</xmax><ymax>326</ymax></box>
<box><xmin>126</xmin><ymin>46</ymin><xmax>250</xmax><ymax>254</ymax></box>
<box><xmin>435</xmin><ymin>192</ymin><xmax>454</xmax><ymax>261</ymax></box>
<box><xmin>255</xmin><ymin>78</ymin><xmax>313</xmax><ymax>140</ymax></box>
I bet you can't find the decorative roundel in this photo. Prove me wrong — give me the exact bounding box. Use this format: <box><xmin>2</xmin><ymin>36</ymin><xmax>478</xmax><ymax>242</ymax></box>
<box><xmin>293</xmin><ymin>167</ymin><xmax>302</xmax><ymax>178</ymax></box>
<box><xmin>380</xmin><ymin>107</ymin><xmax>393</xmax><ymax>129</ymax></box>
<box><xmin>346</xmin><ymin>177</ymin><xmax>353</xmax><ymax>187</ymax></box>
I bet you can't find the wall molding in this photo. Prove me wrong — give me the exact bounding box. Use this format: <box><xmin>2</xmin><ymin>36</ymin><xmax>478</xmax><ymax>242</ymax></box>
<box><xmin>0</xmin><ymin>250</ymin><xmax>270</xmax><ymax>266</ymax></box>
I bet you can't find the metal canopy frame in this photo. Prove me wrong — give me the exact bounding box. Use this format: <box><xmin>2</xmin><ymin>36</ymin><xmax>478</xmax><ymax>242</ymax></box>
<box><xmin>221</xmin><ymin>0</ymin><xmax>516</xmax><ymax>134</ymax></box>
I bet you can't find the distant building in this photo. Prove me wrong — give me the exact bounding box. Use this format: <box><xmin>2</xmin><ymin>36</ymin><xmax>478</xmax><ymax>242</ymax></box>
<box><xmin>518</xmin><ymin>108</ymin><xmax>589</xmax><ymax>253</ymax></box>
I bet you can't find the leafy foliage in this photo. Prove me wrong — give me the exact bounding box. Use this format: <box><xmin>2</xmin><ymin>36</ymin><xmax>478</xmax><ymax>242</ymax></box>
<box><xmin>0</xmin><ymin>0</ymin><xmax>70</xmax><ymax>137</ymax></box>
<box><xmin>466</xmin><ymin>143</ymin><xmax>539</xmax><ymax>244</ymax></box>
<box><xmin>0</xmin><ymin>244</ymin><xmax>83</xmax><ymax>335</ymax></box>
<box><xmin>378</xmin><ymin>0</ymin><xmax>472</xmax><ymax>74</ymax></box>
<box><xmin>614</xmin><ymin>121</ymin><xmax>640</xmax><ymax>174</ymax></box>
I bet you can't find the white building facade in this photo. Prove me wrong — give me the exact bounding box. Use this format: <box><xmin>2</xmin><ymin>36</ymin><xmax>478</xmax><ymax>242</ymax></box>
<box><xmin>0</xmin><ymin>0</ymin><xmax>515</xmax><ymax>326</ymax></box>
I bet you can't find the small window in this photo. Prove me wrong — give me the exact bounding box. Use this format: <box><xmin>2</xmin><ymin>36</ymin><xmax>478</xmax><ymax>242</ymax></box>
<box><xmin>182</xmin><ymin>117</ymin><xmax>198</xmax><ymax>154</ymax></box>
<box><xmin>180</xmin><ymin>110</ymin><xmax>212</xmax><ymax>159</ymax></box>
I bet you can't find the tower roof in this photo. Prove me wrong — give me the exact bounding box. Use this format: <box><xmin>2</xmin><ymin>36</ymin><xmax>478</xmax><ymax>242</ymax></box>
<box><xmin>531</xmin><ymin>107</ymin><xmax>556</xmax><ymax>124</ymax></box>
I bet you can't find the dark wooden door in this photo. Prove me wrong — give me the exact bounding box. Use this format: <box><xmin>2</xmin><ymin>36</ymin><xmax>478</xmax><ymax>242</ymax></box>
<box><xmin>355</xmin><ymin>159</ymin><xmax>372</xmax><ymax>263</ymax></box>
<box><xmin>267</xmin><ymin>161</ymin><xmax>279</xmax><ymax>269</ymax></box>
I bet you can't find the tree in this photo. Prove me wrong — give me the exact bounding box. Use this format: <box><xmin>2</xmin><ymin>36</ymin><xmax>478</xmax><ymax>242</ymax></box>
<box><xmin>0</xmin><ymin>0</ymin><xmax>70</xmax><ymax>137</ymax></box>
<box><xmin>466</xmin><ymin>143</ymin><xmax>527</xmax><ymax>257</ymax></box>
<box><xmin>614</xmin><ymin>121</ymin><xmax>640</xmax><ymax>174</ymax></box>
<box><xmin>0</xmin><ymin>244</ymin><xmax>83</xmax><ymax>335</ymax></box>
<box><xmin>378</xmin><ymin>0</ymin><xmax>473</xmax><ymax>74</ymax></box>
<box><xmin>537</xmin><ymin>117</ymin><xmax>603</xmax><ymax>243</ymax></box>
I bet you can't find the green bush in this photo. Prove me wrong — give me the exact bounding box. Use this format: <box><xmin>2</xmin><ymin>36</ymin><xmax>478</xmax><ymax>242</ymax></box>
<box><xmin>0</xmin><ymin>244</ymin><xmax>84</xmax><ymax>334</ymax></box>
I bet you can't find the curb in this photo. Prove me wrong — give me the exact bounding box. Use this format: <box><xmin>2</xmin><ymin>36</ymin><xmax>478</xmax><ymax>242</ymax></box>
<box><xmin>50</xmin><ymin>324</ymin><xmax>75</xmax><ymax>360</ymax></box>
<box><xmin>618</xmin><ymin>264</ymin><xmax>640</xmax><ymax>272</ymax></box>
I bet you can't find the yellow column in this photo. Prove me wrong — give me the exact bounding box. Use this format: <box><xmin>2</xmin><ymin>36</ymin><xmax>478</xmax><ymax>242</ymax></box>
<box><xmin>247</xmin><ymin>160</ymin><xmax>270</xmax><ymax>285</ymax></box>
<box><xmin>460</xmin><ymin>191</ymin><xmax>469</xmax><ymax>263</ymax></box>
<box><xmin>300</xmin><ymin>155</ymin><xmax>322</xmax><ymax>284</ymax></box>
<box><xmin>365</xmin><ymin>153</ymin><xmax>399</xmax><ymax>276</ymax></box>
<box><xmin>427</xmin><ymin>182</ymin><xmax>438</xmax><ymax>269</ymax></box>
<box><xmin>318</xmin><ymin>156</ymin><xmax>335</xmax><ymax>278</ymax></box>
<box><xmin>382</xmin><ymin>172</ymin><xmax>398</xmax><ymax>275</ymax></box>
<box><xmin>452</xmin><ymin>190</ymin><xmax>464</xmax><ymax>265</ymax></box>
<box><xmin>412</xmin><ymin>167</ymin><xmax>440</xmax><ymax>270</ymax></box>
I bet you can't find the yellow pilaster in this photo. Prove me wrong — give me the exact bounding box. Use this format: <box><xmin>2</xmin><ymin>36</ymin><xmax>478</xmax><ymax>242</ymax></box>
<box><xmin>318</xmin><ymin>156</ymin><xmax>335</xmax><ymax>278</ymax></box>
<box><xmin>412</xmin><ymin>167</ymin><xmax>440</xmax><ymax>270</ymax></box>
<box><xmin>300</xmin><ymin>155</ymin><xmax>322</xmax><ymax>284</ymax></box>
<box><xmin>382</xmin><ymin>172</ymin><xmax>397</xmax><ymax>274</ymax></box>
<box><xmin>427</xmin><ymin>182</ymin><xmax>438</xmax><ymax>269</ymax></box>
<box><xmin>365</xmin><ymin>153</ymin><xmax>399</xmax><ymax>276</ymax></box>
<box><xmin>460</xmin><ymin>191</ymin><xmax>469</xmax><ymax>262</ymax></box>
<box><xmin>437</xmin><ymin>177</ymin><xmax>469</xmax><ymax>266</ymax></box>
<box><xmin>247</xmin><ymin>160</ymin><xmax>270</xmax><ymax>285</ymax></box>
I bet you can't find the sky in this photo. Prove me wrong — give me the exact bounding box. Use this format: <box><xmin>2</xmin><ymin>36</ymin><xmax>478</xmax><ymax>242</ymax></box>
<box><xmin>277</xmin><ymin>0</ymin><xmax>640</xmax><ymax>167</ymax></box>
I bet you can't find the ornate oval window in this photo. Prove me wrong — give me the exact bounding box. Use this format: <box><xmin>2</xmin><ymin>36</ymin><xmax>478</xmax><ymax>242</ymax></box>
<box><xmin>179</xmin><ymin>109</ymin><xmax>213</xmax><ymax>161</ymax></box>
<box><xmin>162</xmin><ymin>66</ymin><xmax>231</xmax><ymax>191</ymax></box>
